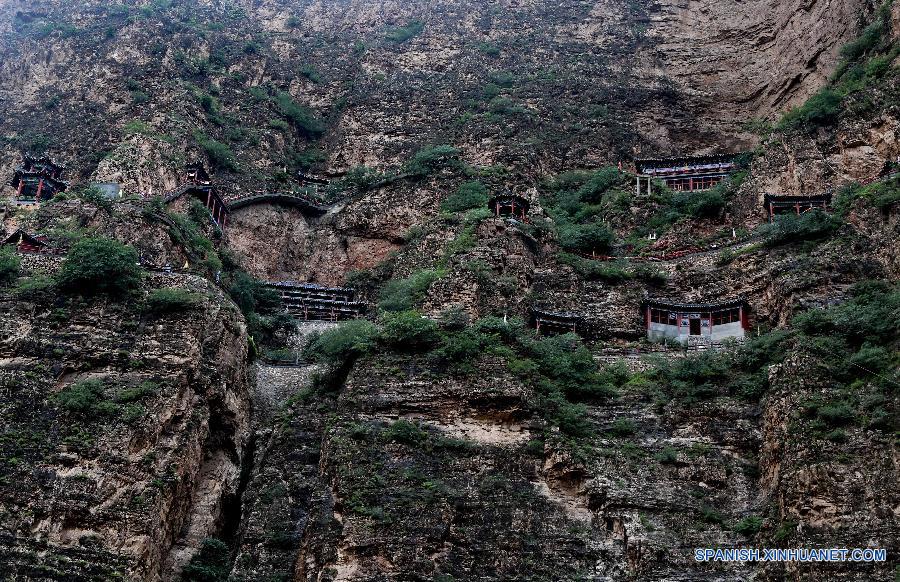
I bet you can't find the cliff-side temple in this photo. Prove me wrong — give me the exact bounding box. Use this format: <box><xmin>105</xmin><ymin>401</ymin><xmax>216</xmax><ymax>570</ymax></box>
<box><xmin>1</xmin><ymin>229</ymin><xmax>49</xmax><ymax>253</ymax></box>
<box><xmin>531</xmin><ymin>308</ymin><xmax>582</xmax><ymax>335</ymax></box>
<box><xmin>165</xmin><ymin>163</ymin><xmax>229</xmax><ymax>229</ymax></box>
<box><xmin>10</xmin><ymin>155</ymin><xmax>68</xmax><ymax>202</ymax></box>
<box><xmin>489</xmin><ymin>193</ymin><xmax>530</xmax><ymax>220</ymax></box>
<box><xmin>635</xmin><ymin>154</ymin><xmax>737</xmax><ymax>195</ymax></box>
<box><xmin>644</xmin><ymin>298</ymin><xmax>748</xmax><ymax>344</ymax></box>
<box><xmin>763</xmin><ymin>192</ymin><xmax>831</xmax><ymax>222</ymax></box>
<box><xmin>267</xmin><ymin>282</ymin><xmax>367</xmax><ymax>321</ymax></box>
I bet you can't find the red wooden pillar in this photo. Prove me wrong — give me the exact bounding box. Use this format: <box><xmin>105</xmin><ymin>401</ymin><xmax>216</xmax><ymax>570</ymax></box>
<box><xmin>645</xmin><ymin>307</ymin><xmax>651</xmax><ymax>331</ymax></box>
<box><xmin>740</xmin><ymin>305</ymin><xmax>748</xmax><ymax>330</ymax></box>
<box><xmin>36</xmin><ymin>179</ymin><xmax>44</xmax><ymax>201</ymax></box>
<box><xmin>206</xmin><ymin>190</ymin><xmax>212</xmax><ymax>209</ymax></box>
<box><xmin>769</xmin><ymin>203</ymin><xmax>774</xmax><ymax>223</ymax></box>
<box><xmin>795</xmin><ymin>202</ymin><xmax>800</xmax><ymax>216</ymax></box>
<box><xmin>16</xmin><ymin>180</ymin><xmax>24</xmax><ymax>198</ymax></box>
<box><xmin>689</xmin><ymin>177</ymin><xmax>694</xmax><ymax>191</ymax></box>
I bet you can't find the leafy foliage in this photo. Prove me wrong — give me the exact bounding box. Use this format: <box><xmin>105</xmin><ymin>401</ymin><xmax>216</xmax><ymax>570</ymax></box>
<box><xmin>194</xmin><ymin>132</ymin><xmax>238</xmax><ymax>171</ymax></box>
<box><xmin>306</xmin><ymin>320</ymin><xmax>379</xmax><ymax>365</ymax></box>
<box><xmin>57</xmin><ymin>237</ymin><xmax>142</xmax><ymax>296</ymax></box>
<box><xmin>378</xmin><ymin>269</ymin><xmax>444</xmax><ymax>312</ymax></box>
<box><xmin>379</xmin><ymin>311</ymin><xmax>441</xmax><ymax>348</ymax></box>
<box><xmin>385</xmin><ymin>20</ymin><xmax>424</xmax><ymax>43</ymax></box>
<box><xmin>762</xmin><ymin>209</ymin><xmax>842</xmax><ymax>247</ymax></box>
<box><xmin>274</xmin><ymin>91</ymin><xmax>325</xmax><ymax>138</ymax></box>
<box><xmin>441</xmin><ymin>181</ymin><xmax>489</xmax><ymax>213</ymax></box>
<box><xmin>181</xmin><ymin>538</ymin><xmax>230</xmax><ymax>582</ymax></box>
<box><xmin>145</xmin><ymin>287</ymin><xmax>201</xmax><ymax>314</ymax></box>
<box><xmin>0</xmin><ymin>248</ymin><xmax>21</xmax><ymax>286</ymax></box>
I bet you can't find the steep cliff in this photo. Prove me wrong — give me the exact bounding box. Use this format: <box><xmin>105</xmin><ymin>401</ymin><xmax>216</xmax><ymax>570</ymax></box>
<box><xmin>0</xmin><ymin>1</ymin><xmax>897</xmax><ymax>581</ymax></box>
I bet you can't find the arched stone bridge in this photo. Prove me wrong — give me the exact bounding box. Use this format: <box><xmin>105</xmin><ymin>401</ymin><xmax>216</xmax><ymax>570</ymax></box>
<box><xmin>226</xmin><ymin>191</ymin><xmax>328</xmax><ymax>215</ymax></box>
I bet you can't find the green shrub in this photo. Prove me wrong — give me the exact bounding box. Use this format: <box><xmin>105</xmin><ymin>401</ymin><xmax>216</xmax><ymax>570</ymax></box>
<box><xmin>0</xmin><ymin>248</ymin><xmax>21</xmax><ymax>286</ymax></box>
<box><xmin>404</xmin><ymin>145</ymin><xmax>461</xmax><ymax>177</ymax></box>
<box><xmin>116</xmin><ymin>381</ymin><xmax>158</xmax><ymax>403</ymax></box>
<box><xmin>779</xmin><ymin>88</ymin><xmax>843</xmax><ymax>130</ymax></box>
<box><xmin>299</xmin><ymin>64</ymin><xmax>321</xmax><ymax>83</ymax></box>
<box><xmin>607</xmin><ymin>418</ymin><xmax>636</xmax><ymax>437</ymax></box>
<box><xmin>441</xmin><ymin>181</ymin><xmax>489</xmax><ymax>213</ymax></box>
<box><xmin>57</xmin><ymin>237</ymin><xmax>142</xmax><ymax>296</ymax></box>
<box><xmin>181</xmin><ymin>538</ymin><xmax>229</xmax><ymax>582</ymax></box>
<box><xmin>274</xmin><ymin>91</ymin><xmax>325</xmax><ymax>137</ymax></box>
<box><xmin>436</xmin><ymin>329</ymin><xmax>484</xmax><ymax>371</ymax></box>
<box><xmin>378</xmin><ymin>269</ymin><xmax>443</xmax><ymax>312</ymax></box>
<box><xmin>763</xmin><ymin>210</ymin><xmax>842</xmax><ymax>246</ymax></box>
<box><xmin>733</xmin><ymin>515</ymin><xmax>763</xmax><ymax>537</ymax></box>
<box><xmin>385</xmin><ymin>20</ymin><xmax>424</xmax><ymax>43</ymax></box>
<box><xmin>384</xmin><ymin>419</ymin><xmax>428</xmax><ymax>445</ymax></box>
<box><xmin>195</xmin><ymin>132</ymin><xmax>238</xmax><ymax>171</ymax></box>
<box><xmin>53</xmin><ymin>380</ymin><xmax>114</xmax><ymax>415</ymax></box>
<box><xmin>379</xmin><ymin>310</ymin><xmax>440</xmax><ymax>348</ymax></box>
<box><xmin>14</xmin><ymin>274</ymin><xmax>55</xmax><ymax>299</ymax></box>
<box><xmin>476</xmin><ymin>41</ymin><xmax>500</xmax><ymax>56</ymax></box>
<box><xmin>145</xmin><ymin>287</ymin><xmax>201</xmax><ymax>313</ymax></box>
<box><xmin>306</xmin><ymin>320</ymin><xmax>378</xmax><ymax>365</ymax></box>
<box><xmin>558</xmin><ymin>221</ymin><xmax>614</xmax><ymax>255</ymax></box>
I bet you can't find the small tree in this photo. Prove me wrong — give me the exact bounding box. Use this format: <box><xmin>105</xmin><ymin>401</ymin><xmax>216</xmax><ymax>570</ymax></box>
<box><xmin>379</xmin><ymin>311</ymin><xmax>440</xmax><ymax>348</ymax></box>
<box><xmin>0</xmin><ymin>248</ymin><xmax>21</xmax><ymax>286</ymax></box>
<box><xmin>57</xmin><ymin>237</ymin><xmax>142</xmax><ymax>296</ymax></box>
<box><xmin>441</xmin><ymin>181</ymin><xmax>489</xmax><ymax>213</ymax></box>
<box><xmin>181</xmin><ymin>538</ymin><xmax>230</xmax><ymax>582</ymax></box>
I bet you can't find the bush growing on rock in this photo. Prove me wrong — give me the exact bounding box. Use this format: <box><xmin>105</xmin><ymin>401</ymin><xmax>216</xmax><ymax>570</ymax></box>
<box><xmin>182</xmin><ymin>538</ymin><xmax>230</xmax><ymax>582</ymax></box>
<box><xmin>385</xmin><ymin>20</ymin><xmax>424</xmax><ymax>43</ymax></box>
<box><xmin>763</xmin><ymin>209</ymin><xmax>842</xmax><ymax>247</ymax></box>
<box><xmin>378</xmin><ymin>269</ymin><xmax>444</xmax><ymax>312</ymax></box>
<box><xmin>57</xmin><ymin>237</ymin><xmax>142</xmax><ymax>296</ymax></box>
<box><xmin>379</xmin><ymin>311</ymin><xmax>441</xmax><ymax>348</ymax></box>
<box><xmin>307</xmin><ymin>320</ymin><xmax>379</xmax><ymax>364</ymax></box>
<box><xmin>53</xmin><ymin>379</ymin><xmax>117</xmax><ymax>416</ymax></box>
<box><xmin>274</xmin><ymin>91</ymin><xmax>325</xmax><ymax>138</ymax></box>
<box><xmin>145</xmin><ymin>287</ymin><xmax>201</xmax><ymax>314</ymax></box>
<box><xmin>0</xmin><ymin>248</ymin><xmax>21</xmax><ymax>286</ymax></box>
<box><xmin>441</xmin><ymin>180</ymin><xmax>489</xmax><ymax>213</ymax></box>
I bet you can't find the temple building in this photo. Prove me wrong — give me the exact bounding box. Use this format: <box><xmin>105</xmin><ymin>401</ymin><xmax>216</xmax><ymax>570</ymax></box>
<box><xmin>489</xmin><ymin>193</ymin><xmax>530</xmax><ymax>220</ymax></box>
<box><xmin>165</xmin><ymin>163</ymin><xmax>229</xmax><ymax>229</ymax></box>
<box><xmin>635</xmin><ymin>154</ymin><xmax>738</xmax><ymax>194</ymax></box>
<box><xmin>10</xmin><ymin>156</ymin><xmax>68</xmax><ymax>202</ymax></box>
<box><xmin>763</xmin><ymin>193</ymin><xmax>830</xmax><ymax>222</ymax></box>
<box><xmin>1</xmin><ymin>229</ymin><xmax>49</xmax><ymax>253</ymax></box>
<box><xmin>644</xmin><ymin>298</ymin><xmax>748</xmax><ymax>344</ymax></box>
<box><xmin>531</xmin><ymin>308</ymin><xmax>582</xmax><ymax>335</ymax></box>
<box><xmin>266</xmin><ymin>282</ymin><xmax>367</xmax><ymax>321</ymax></box>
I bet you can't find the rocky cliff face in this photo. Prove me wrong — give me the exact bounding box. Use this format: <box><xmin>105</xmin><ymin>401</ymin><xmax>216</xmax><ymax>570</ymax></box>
<box><xmin>0</xmin><ymin>262</ymin><xmax>251</xmax><ymax>580</ymax></box>
<box><xmin>1</xmin><ymin>1</ymin><xmax>898</xmax><ymax>581</ymax></box>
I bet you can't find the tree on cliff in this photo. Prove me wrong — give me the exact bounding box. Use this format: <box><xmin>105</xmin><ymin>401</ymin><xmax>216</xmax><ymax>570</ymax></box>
<box><xmin>57</xmin><ymin>237</ymin><xmax>142</xmax><ymax>296</ymax></box>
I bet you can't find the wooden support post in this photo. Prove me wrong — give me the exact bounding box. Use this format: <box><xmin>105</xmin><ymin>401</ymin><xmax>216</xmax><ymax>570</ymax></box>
<box><xmin>16</xmin><ymin>180</ymin><xmax>23</xmax><ymax>198</ymax></box>
<box><xmin>221</xmin><ymin>211</ymin><xmax>227</xmax><ymax>230</ymax></box>
<box><xmin>689</xmin><ymin>177</ymin><xmax>693</xmax><ymax>191</ymax></box>
<box><xmin>636</xmin><ymin>176</ymin><xmax>640</xmax><ymax>196</ymax></box>
<box><xmin>206</xmin><ymin>190</ymin><xmax>212</xmax><ymax>209</ymax></box>
<box><xmin>795</xmin><ymin>202</ymin><xmax>800</xmax><ymax>216</ymax></box>
<box><xmin>36</xmin><ymin>179</ymin><xmax>44</xmax><ymax>201</ymax></box>
<box><xmin>769</xmin><ymin>203</ymin><xmax>774</xmax><ymax>223</ymax></box>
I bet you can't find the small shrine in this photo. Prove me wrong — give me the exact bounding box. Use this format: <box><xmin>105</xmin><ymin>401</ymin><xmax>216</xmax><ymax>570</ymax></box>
<box><xmin>763</xmin><ymin>193</ymin><xmax>830</xmax><ymax>222</ymax></box>
<box><xmin>1</xmin><ymin>229</ymin><xmax>49</xmax><ymax>253</ymax></box>
<box><xmin>635</xmin><ymin>154</ymin><xmax>738</xmax><ymax>194</ymax></box>
<box><xmin>488</xmin><ymin>193</ymin><xmax>530</xmax><ymax>220</ymax></box>
<box><xmin>266</xmin><ymin>281</ymin><xmax>367</xmax><ymax>321</ymax></box>
<box><xmin>10</xmin><ymin>155</ymin><xmax>68</xmax><ymax>202</ymax></box>
<box><xmin>531</xmin><ymin>308</ymin><xmax>582</xmax><ymax>335</ymax></box>
<box><xmin>644</xmin><ymin>298</ymin><xmax>748</xmax><ymax>343</ymax></box>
